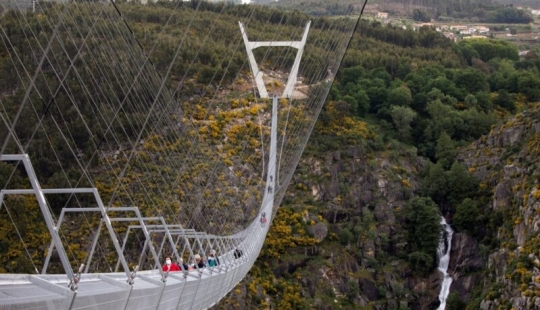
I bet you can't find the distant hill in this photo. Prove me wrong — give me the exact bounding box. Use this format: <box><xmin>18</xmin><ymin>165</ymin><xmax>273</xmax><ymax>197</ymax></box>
<box><xmin>496</xmin><ymin>0</ymin><xmax>540</xmax><ymax>7</ymax></box>
<box><xmin>0</xmin><ymin>0</ymin><xmax>68</xmax><ymax>11</ymax></box>
<box><xmin>259</xmin><ymin>0</ymin><xmax>478</xmax><ymax>17</ymax></box>
<box><xmin>0</xmin><ymin>0</ymin><xmax>33</xmax><ymax>9</ymax></box>
<box><xmin>263</xmin><ymin>0</ymin><xmax>532</xmax><ymax>23</ymax></box>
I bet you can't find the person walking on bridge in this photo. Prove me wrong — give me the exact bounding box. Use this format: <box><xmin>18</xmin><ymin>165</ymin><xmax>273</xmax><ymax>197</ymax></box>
<box><xmin>207</xmin><ymin>249</ymin><xmax>219</xmax><ymax>267</ymax></box>
<box><xmin>162</xmin><ymin>256</ymin><xmax>180</xmax><ymax>272</ymax></box>
<box><xmin>193</xmin><ymin>254</ymin><xmax>206</xmax><ymax>269</ymax></box>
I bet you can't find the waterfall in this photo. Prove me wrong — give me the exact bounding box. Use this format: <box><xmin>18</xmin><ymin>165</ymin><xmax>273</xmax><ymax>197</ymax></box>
<box><xmin>436</xmin><ymin>216</ymin><xmax>454</xmax><ymax>310</ymax></box>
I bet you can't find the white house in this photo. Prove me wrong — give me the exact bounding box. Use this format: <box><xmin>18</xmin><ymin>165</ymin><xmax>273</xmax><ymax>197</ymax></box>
<box><xmin>377</xmin><ymin>12</ymin><xmax>389</xmax><ymax>19</ymax></box>
<box><xmin>476</xmin><ymin>26</ymin><xmax>490</xmax><ymax>33</ymax></box>
<box><xmin>463</xmin><ymin>35</ymin><xmax>488</xmax><ymax>40</ymax></box>
<box><xmin>450</xmin><ymin>25</ymin><xmax>468</xmax><ymax>31</ymax></box>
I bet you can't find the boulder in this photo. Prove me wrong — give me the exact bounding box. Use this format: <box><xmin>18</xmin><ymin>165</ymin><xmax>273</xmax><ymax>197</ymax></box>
<box><xmin>307</xmin><ymin>222</ymin><xmax>328</xmax><ymax>242</ymax></box>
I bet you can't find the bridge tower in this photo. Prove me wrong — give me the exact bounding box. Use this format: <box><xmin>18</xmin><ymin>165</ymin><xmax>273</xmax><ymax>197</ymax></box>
<box><xmin>239</xmin><ymin>21</ymin><xmax>310</xmax><ymax>99</ymax></box>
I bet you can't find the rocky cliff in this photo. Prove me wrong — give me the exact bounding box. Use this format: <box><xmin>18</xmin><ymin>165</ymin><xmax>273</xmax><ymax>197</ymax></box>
<box><xmin>217</xmin><ymin>104</ymin><xmax>540</xmax><ymax>310</ymax></box>
<box><xmin>216</xmin><ymin>133</ymin><xmax>450</xmax><ymax>309</ymax></box>
<box><xmin>459</xmin><ymin>104</ymin><xmax>540</xmax><ymax>309</ymax></box>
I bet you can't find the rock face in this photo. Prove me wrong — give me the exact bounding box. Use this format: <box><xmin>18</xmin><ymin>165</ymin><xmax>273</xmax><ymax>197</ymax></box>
<box><xmin>448</xmin><ymin>233</ymin><xmax>484</xmax><ymax>301</ymax></box>
<box><xmin>408</xmin><ymin>271</ymin><xmax>442</xmax><ymax>309</ymax></box>
<box><xmin>293</xmin><ymin>145</ymin><xmax>435</xmax><ymax>308</ymax></box>
<box><xmin>219</xmin><ymin>108</ymin><xmax>540</xmax><ymax>310</ymax></box>
<box><xmin>359</xmin><ymin>277</ymin><xmax>379</xmax><ymax>301</ymax></box>
<box><xmin>457</xmin><ymin>110</ymin><xmax>540</xmax><ymax>309</ymax></box>
<box><xmin>493</xmin><ymin>179</ymin><xmax>513</xmax><ymax>209</ymax></box>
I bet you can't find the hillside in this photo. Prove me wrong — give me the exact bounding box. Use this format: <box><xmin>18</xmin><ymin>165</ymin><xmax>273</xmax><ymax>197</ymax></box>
<box><xmin>459</xmin><ymin>105</ymin><xmax>540</xmax><ymax>309</ymax></box>
<box><xmin>496</xmin><ymin>0</ymin><xmax>540</xmax><ymax>7</ymax></box>
<box><xmin>211</xmin><ymin>4</ymin><xmax>540</xmax><ymax>310</ymax></box>
<box><xmin>0</xmin><ymin>2</ymin><xmax>540</xmax><ymax>309</ymax></box>
<box><xmin>213</xmin><ymin>103</ymin><xmax>540</xmax><ymax>310</ymax></box>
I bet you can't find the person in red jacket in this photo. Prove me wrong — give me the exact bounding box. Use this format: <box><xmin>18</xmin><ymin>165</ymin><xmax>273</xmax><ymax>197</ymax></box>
<box><xmin>162</xmin><ymin>256</ymin><xmax>180</xmax><ymax>272</ymax></box>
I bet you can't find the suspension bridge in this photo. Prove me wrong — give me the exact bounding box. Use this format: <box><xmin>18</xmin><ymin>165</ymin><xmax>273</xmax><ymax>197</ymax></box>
<box><xmin>0</xmin><ymin>0</ymin><xmax>364</xmax><ymax>309</ymax></box>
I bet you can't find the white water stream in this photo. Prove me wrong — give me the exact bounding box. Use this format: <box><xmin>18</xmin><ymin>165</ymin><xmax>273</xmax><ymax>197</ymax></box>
<box><xmin>436</xmin><ymin>216</ymin><xmax>454</xmax><ymax>310</ymax></box>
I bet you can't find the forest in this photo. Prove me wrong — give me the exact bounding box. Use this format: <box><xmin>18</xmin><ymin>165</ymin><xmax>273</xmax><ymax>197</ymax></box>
<box><xmin>263</xmin><ymin>0</ymin><xmax>536</xmax><ymax>24</ymax></box>
<box><xmin>0</xmin><ymin>0</ymin><xmax>540</xmax><ymax>309</ymax></box>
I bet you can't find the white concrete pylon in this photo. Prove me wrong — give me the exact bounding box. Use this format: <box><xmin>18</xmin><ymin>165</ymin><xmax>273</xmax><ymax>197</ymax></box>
<box><xmin>239</xmin><ymin>21</ymin><xmax>311</xmax><ymax>99</ymax></box>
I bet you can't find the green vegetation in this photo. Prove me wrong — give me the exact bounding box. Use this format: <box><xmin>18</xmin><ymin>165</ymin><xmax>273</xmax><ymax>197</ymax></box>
<box><xmin>457</xmin><ymin>39</ymin><xmax>519</xmax><ymax>64</ymax></box>
<box><xmin>260</xmin><ymin>2</ymin><xmax>540</xmax><ymax>308</ymax></box>
<box><xmin>264</xmin><ymin>0</ymin><xmax>536</xmax><ymax>24</ymax></box>
<box><xmin>403</xmin><ymin>197</ymin><xmax>442</xmax><ymax>275</ymax></box>
<box><xmin>1</xmin><ymin>0</ymin><xmax>540</xmax><ymax>308</ymax></box>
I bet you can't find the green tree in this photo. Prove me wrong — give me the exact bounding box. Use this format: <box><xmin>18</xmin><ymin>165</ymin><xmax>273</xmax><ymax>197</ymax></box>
<box><xmin>425</xmin><ymin>76</ymin><xmax>462</xmax><ymax>100</ymax></box>
<box><xmin>489</xmin><ymin>59</ymin><xmax>518</xmax><ymax>92</ymax></box>
<box><xmin>354</xmin><ymin>89</ymin><xmax>370</xmax><ymax>117</ymax></box>
<box><xmin>366</xmin><ymin>84</ymin><xmax>388</xmax><ymax>112</ymax></box>
<box><xmin>457</xmin><ymin>43</ymin><xmax>480</xmax><ymax>65</ymax></box>
<box><xmin>458</xmin><ymin>39</ymin><xmax>519</xmax><ymax>63</ymax></box>
<box><xmin>447</xmin><ymin>161</ymin><xmax>479</xmax><ymax>208</ymax></box>
<box><xmin>418</xmin><ymin>26</ymin><xmax>451</xmax><ymax>49</ymax></box>
<box><xmin>404</xmin><ymin>197</ymin><xmax>442</xmax><ymax>275</ymax></box>
<box><xmin>413</xmin><ymin>9</ymin><xmax>431</xmax><ymax>22</ymax></box>
<box><xmin>346</xmin><ymin>280</ymin><xmax>360</xmax><ymax>301</ymax></box>
<box><xmin>339</xmin><ymin>228</ymin><xmax>354</xmax><ymax>245</ymax></box>
<box><xmin>487</xmin><ymin>7</ymin><xmax>534</xmax><ymax>23</ymax></box>
<box><xmin>493</xmin><ymin>89</ymin><xmax>515</xmax><ymax>112</ymax></box>
<box><xmin>517</xmin><ymin>71</ymin><xmax>540</xmax><ymax>102</ymax></box>
<box><xmin>453</xmin><ymin>198</ymin><xmax>481</xmax><ymax>235</ymax></box>
<box><xmin>405</xmin><ymin>71</ymin><xmax>427</xmax><ymax>95</ymax></box>
<box><xmin>388</xmin><ymin>86</ymin><xmax>412</xmax><ymax>106</ymax></box>
<box><xmin>342</xmin><ymin>95</ymin><xmax>358</xmax><ymax>115</ymax></box>
<box><xmin>474</xmin><ymin>91</ymin><xmax>493</xmax><ymax>112</ymax></box>
<box><xmin>446</xmin><ymin>292</ymin><xmax>467</xmax><ymax>310</ymax></box>
<box><xmin>390</xmin><ymin>105</ymin><xmax>416</xmax><ymax>141</ymax></box>
<box><xmin>411</xmin><ymin>92</ymin><xmax>429</xmax><ymax>113</ymax></box>
<box><xmin>454</xmin><ymin>68</ymin><xmax>489</xmax><ymax>93</ymax></box>
<box><xmin>341</xmin><ymin>65</ymin><xmax>365</xmax><ymax>85</ymax></box>
<box><xmin>422</xmin><ymin>162</ymin><xmax>448</xmax><ymax>205</ymax></box>
<box><xmin>435</xmin><ymin>131</ymin><xmax>456</xmax><ymax>169</ymax></box>
<box><xmin>370</xmin><ymin>68</ymin><xmax>392</xmax><ymax>86</ymax></box>
<box><xmin>408</xmin><ymin>251</ymin><xmax>434</xmax><ymax>275</ymax></box>
<box><xmin>425</xmin><ymin>99</ymin><xmax>464</xmax><ymax>141</ymax></box>
<box><xmin>460</xmin><ymin>108</ymin><xmax>498</xmax><ymax>140</ymax></box>
<box><xmin>464</xmin><ymin>94</ymin><xmax>478</xmax><ymax>109</ymax></box>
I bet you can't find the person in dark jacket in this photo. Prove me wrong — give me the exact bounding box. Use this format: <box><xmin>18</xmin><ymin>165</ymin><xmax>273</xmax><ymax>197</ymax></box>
<box><xmin>178</xmin><ymin>258</ymin><xmax>189</xmax><ymax>271</ymax></box>
<box><xmin>234</xmin><ymin>249</ymin><xmax>243</xmax><ymax>259</ymax></box>
<box><xmin>193</xmin><ymin>254</ymin><xmax>206</xmax><ymax>269</ymax></box>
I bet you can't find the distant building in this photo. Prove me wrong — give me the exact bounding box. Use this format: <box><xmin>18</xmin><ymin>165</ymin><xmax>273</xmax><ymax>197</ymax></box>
<box><xmin>463</xmin><ymin>35</ymin><xmax>488</xmax><ymax>40</ymax></box>
<box><xmin>519</xmin><ymin>50</ymin><xmax>531</xmax><ymax>56</ymax></box>
<box><xmin>376</xmin><ymin>12</ymin><xmax>389</xmax><ymax>19</ymax></box>
<box><xmin>476</xmin><ymin>26</ymin><xmax>490</xmax><ymax>33</ymax></box>
<box><xmin>531</xmin><ymin>10</ymin><xmax>540</xmax><ymax>16</ymax></box>
<box><xmin>450</xmin><ymin>25</ymin><xmax>468</xmax><ymax>30</ymax></box>
<box><xmin>442</xmin><ymin>32</ymin><xmax>458</xmax><ymax>42</ymax></box>
<box><xmin>411</xmin><ymin>23</ymin><xmax>433</xmax><ymax>31</ymax></box>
